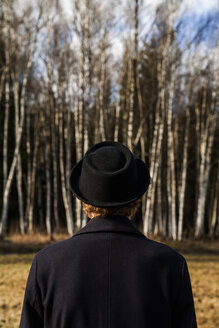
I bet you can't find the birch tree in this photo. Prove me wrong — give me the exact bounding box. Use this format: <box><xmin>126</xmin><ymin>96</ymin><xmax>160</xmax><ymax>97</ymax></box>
<box><xmin>0</xmin><ymin>3</ymin><xmax>43</xmax><ymax>238</ymax></box>
<box><xmin>127</xmin><ymin>0</ymin><xmax>139</xmax><ymax>151</ymax></box>
<box><xmin>166</xmin><ymin>28</ymin><xmax>177</xmax><ymax>240</ymax></box>
<box><xmin>143</xmin><ymin>9</ymin><xmax>174</xmax><ymax>236</ymax></box>
<box><xmin>0</xmin><ymin>0</ymin><xmax>218</xmax><ymax>238</ymax></box>
<box><xmin>177</xmin><ymin>101</ymin><xmax>190</xmax><ymax>240</ymax></box>
<box><xmin>195</xmin><ymin>45</ymin><xmax>219</xmax><ymax>238</ymax></box>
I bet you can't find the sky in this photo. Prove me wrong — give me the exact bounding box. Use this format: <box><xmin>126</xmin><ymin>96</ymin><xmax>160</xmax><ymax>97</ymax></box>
<box><xmin>17</xmin><ymin>0</ymin><xmax>218</xmax><ymax>42</ymax></box>
<box><xmin>15</xmin><ymin>0</ymin><xmax>219</xmax><ymax>82</ymax></box>
<box><xmin>60</xmin><ymin>0</ymin><xmax>219</xmax><ymax>18</ymax></box>
<box><xmin>59</xmin><ymin>0</ymin><xmax>219</xmax><ymax>66</ymax></box>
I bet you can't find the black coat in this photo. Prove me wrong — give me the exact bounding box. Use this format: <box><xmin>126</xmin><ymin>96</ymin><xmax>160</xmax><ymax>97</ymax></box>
<box><xmin>19</xmin><ymin>215</ymin><xmax>197</xmax><ymax>328</ymax></box>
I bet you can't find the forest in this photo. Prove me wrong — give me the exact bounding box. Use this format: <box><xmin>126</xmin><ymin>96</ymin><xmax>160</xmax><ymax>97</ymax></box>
<box><xmin>0</xmin><ymin>0</ymin><xmax>218</xmax><ymax>240</ymax></box>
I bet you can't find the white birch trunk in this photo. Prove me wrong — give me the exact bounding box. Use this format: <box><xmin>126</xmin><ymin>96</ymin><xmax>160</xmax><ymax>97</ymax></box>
<box><xmin>143</xmin><ymin>96</ymin><xmax>161</xmax><ymax>235</ymax></box>
<box><xmin>83</xmin><ymin>0</ymin><xmax>90</xmax><ymax>154</ymax></box>
<box><xmin>25</xmin><ymin>107</ymin><xmax>32</xmax><ymax>232</ymax></box>
<box><xmin>195</xmin><ymin>45</ymin><xmax>219</xmax><ymax>237</ymax></box>
<box><xmin>167</xmin><ymin>53</ymin><xmax>177</xmax><ymax>240</ymax></box>
<box><xmin>45</xmin><ymin>143</ymin><xmax>52</xmax><ymax>237</ymax></box>
<box><xmin>59</xmin><ymin>107</ymin><xmax>74</xmax><ymax>235</ymax></box>
<box><xmin>28</xmin><ymin>109</ymin><xmax>39</xmax><ymax>232</ymax></box>
<box><xmin>210</xmin><ymin>187</ymin><xmax>218</xmax><ymax>236</ymax></box>
<box><xmin>127</xmin><ymin>58</ymin><xmax>134</xmax><ymax>150</ymax></box>
<box><xmin>13</xmin><ymin>77</ymin><xmax>25</xmax><ymax>234</ymax></box>
<box><xmin>0</xmin><ymin>68</ymin><xmax>6</xmax><ymax>103</ymax></box>
<box><xmin>99</xmin><ymin>45</ymin><xmax>106</xmax><ymax>141</ymax></box>
<box><xmin>0</xmin><ymin>13</ymin><xmax>39</xmax><ymax>237</ymax></box>
<box><xmin>3</xmin><ymin>74</ymin><xmax>9</xmax><ymax>191</ymax></box>
<box><xmin>122</xmin><ymin>57</ymin><xmax>131</xmax><ymax>145</ymax></box>
<box><xmin>78</xmin><ymin>43</ymin><xmax>84</xmax><ymax>159</ymax></box>
<box><xmin>127</xmin><ymin>0</ymin><xmax>138</xmax><ymax>151</ymax></box>
<box><xmin>48</xmin><ymin>26</ymin><xmax>60</xmax><ymax>230</ymax></box>
<box><xmin>157</xmin><ymin>164</ymin><xmax>164</xmax><ymax>235</ymax></box>
<box><xmin>74</xmin><ymin>38</ymin><xmax>85</xmax><ymax>229</ymax></box>
<box><xmin>73</xmin><ymin>93</ymin><xmax>82</xmax><ymax>230</ymax></box>
<box><xmin>178</xmin><ymin>107</ymin><xmax>190</xmax><ymax>240</ymax></box>
<box><xmin>209</xmin><ymin>164</ymin><xmax>219</xmax><ymax>236</ymax></box>
<box><xmin>65</xmin><ymin>90</ymin><xmax>74</xmax><ymax>232</ymax></box>
<box><xmin>143</xmin><ymin>5</ymin><xmax>173</xmax><ymax>235</ymax></box>
<box><xmin>143</xmin><ymin>46</ymin><xmax>166</xmax><ymax>235</ymax></box>
<box><xmin>148</xmin><ymin>118</ymin><xmax>164</xmax><ymax>234</ymax></box>
<box><xmin>114</xmin><ymin>63</ymin><xmax>127</xmax><ymax>141</ymax></box>
<box><xmin>2</xmin><ymin>6</ymin><xmax>10</xmax><ymax>192</ymax></box>
<box><xmin>40</xmin><ymin>102</ymin><xmax>52</xmax><ymax>236</ymax></box>
<box><xmin>195</xmin><ymin>112</ymin><xmax>217</xmax><ymax>237</ymax></box>
<box><xmin>37</xmin><ymin>175</ymin><xmax>44</xmax><ymax>229</ymax></box>
<box><xmin>51</xmin><ymin>107</ymin><xmax>60</xmax><ymax>229</ymax></box>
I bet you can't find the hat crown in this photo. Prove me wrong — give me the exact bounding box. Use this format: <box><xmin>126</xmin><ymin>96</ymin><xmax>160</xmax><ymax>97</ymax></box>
<box><xmin>87</xmin><ymin>145</ymin><xmax>127</xmax><ymax>173</ymax></box>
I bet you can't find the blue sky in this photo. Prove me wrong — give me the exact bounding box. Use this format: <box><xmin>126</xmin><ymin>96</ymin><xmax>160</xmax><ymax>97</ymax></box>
<box><xmin>17</xmin><ymin>0</ymin><xmax>218</xmax><ymax>58</ymax></box>
<box><xmin>16</xmin><ymin>0</ymin><xmax>218</xmax><ymax>84</ymax></box>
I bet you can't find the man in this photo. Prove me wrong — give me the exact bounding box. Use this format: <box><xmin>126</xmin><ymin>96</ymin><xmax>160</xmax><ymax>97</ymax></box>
<box><xmin>20</xmin><ymin>140</ymin><xmax>197</xmax><ymax>327</ymax></box>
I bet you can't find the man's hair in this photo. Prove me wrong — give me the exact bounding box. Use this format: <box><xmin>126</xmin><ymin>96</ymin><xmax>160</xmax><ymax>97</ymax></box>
<box><xmin>82</xmin><ymin>196</ymin><xmax>143</xmax><ymax>219</ymax></box>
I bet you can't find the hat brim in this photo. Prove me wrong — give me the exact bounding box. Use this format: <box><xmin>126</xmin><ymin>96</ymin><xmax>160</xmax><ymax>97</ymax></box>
<box><xmin>69</xmin><ymin>158</ymin><xmax>150</xmax><ymax>207</ymax></box>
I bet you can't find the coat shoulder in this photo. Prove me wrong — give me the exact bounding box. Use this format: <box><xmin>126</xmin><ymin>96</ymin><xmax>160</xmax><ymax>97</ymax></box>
<box><xmin>142</xmin><ymin>238</ymin><xmax>186</xmax><ymax>265</ymax></box>
<box><xmin>35</xmin><ymin>237</ymin><xmax>75</xmax><ymax>260</ymax></box>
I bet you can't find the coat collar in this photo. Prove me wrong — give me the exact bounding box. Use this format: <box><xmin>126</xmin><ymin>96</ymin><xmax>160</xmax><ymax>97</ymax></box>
<box><xmin>72</xmin><ymin>214</ymin><xmax>147</xmax><ymax>239</ymax></box>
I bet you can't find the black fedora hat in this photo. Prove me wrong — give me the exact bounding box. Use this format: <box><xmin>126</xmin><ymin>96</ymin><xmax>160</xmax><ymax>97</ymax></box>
<box><xmin>69</xmin><ymin>141</ymin><xmax>150</xmax><ymax>207</ymax></box>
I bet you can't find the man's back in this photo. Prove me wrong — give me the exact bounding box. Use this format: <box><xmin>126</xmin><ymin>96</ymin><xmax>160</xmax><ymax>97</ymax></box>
<box><xmin>20</xmin><ymin>215</ymin><xmax>197</xmax><ymax>328</ymax></box>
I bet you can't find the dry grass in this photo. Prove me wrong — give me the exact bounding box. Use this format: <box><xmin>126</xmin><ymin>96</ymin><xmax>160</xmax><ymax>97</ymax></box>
<box><xmin>0</xmin><ymin>234</ymin><xmax>218</xmax><ymax>328</ymax></box>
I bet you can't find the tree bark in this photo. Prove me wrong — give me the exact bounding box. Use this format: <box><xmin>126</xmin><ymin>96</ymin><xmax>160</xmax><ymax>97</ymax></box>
<box><xmin>59</xmin><ymin>105</ymin><xmax>74</xmax><ymax>235</ymax></box>
<box><xmin>178</xmin><ymin>106</ymin><xmax>190</xmax><ymax>240</ymax></box>
<box><xmin>0</xmin><ymin>10</ymin><xmax>40</xmax><ymax>238</ymax></box>
<box><xmin>195</xmin><ymin>45</ymin><xmax>219</xmax><ymax>238</ymax></box>
<box><xmin>13</xmin><ymin>76</ymin><xmax>25</xmax><ymax>234</ymax></box>
<box><xmin>28</xmin><ymin>107</ymin><xmax>40</xmax><ymax>233</ymax></box>
<box><xmin>127</xmin><ymin>0</ymin><xmax>138</xmax><ymax>151</ymax></box>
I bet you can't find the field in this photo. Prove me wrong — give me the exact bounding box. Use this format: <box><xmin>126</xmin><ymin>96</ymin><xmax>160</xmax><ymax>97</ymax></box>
<box><xmin>0</xmin><ymin>234</ymin><xmax>219</xmax><ymax>328</ymax></box>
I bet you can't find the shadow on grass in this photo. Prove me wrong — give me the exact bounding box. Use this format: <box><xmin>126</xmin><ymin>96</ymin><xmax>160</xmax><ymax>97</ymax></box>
<box><xmin>0</xmin><ymin>233</ymin><xmax>71</xmax><ymax>255</ymax></box>
<box><xmin>0</xmin><ymin>239</ymin><xmax>54</xmax><ymax>254</ymax></box>
<box><xmin>0</xmin><ymin>233</ymin><xmax>219</xmax><ymax>258</ymax></box>
<box><xmin>164</xmin><ymin>240</ymin><xmax>219</xmax><ymax>256</ymax></box>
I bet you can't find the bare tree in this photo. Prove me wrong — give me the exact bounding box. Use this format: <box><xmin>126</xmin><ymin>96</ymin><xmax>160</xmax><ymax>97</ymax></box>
<box><xmin>0</xmin><ymin>4</ymin><xmax>42</xmax><ymax>238</ymax></box>
<box><xmin>195</xmin><ymin>45</ymin><xmax>219</xmax><ymax>237</ymax></box>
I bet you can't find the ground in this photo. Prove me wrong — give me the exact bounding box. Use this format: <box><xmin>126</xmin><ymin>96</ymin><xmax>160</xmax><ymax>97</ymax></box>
<box><xmin>0</xmin><ymin>234</ymin><xmax>218</xmax><ymax>328</ymax></box>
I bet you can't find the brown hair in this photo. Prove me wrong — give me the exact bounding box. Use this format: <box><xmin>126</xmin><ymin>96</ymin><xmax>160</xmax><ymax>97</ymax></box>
<box><xmin>82</xmin><ymin>196</ymin><xmax>143</xmax><ymax>219</ymax></box>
